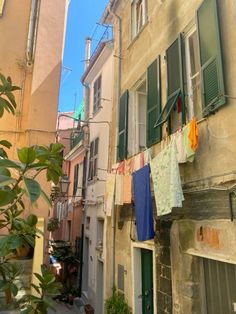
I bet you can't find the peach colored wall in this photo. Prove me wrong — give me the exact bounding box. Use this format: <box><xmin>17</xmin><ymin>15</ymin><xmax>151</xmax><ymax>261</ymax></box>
<box><xmin>0</xmin><ymin>0</ymin><xmax>67</xmax><ymax>218</ymax></box>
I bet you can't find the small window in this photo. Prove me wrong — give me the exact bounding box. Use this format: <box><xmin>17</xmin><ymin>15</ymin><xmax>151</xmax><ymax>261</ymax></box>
<box><xmin>73</xmin><ymin>164</ymin><xmax>79</xmax><ymax>196</ymax></box>
<box><xmin>93</xmin><ymin>75</ymin><xmax>102</xmax><ymax>113</ymax></box>
<box><xmin>131</xmin><ymin>0</ymin><xmax>148</xmax><ymax>39</ymax></box>
<box><xmin>88</xmin><ymin>138</ymin><xmax>99</xmax><ymax>180</ymax></box>
<box><xmin>185</xmin><ymin>28</ymin><xmax>202</xmax><ymax>120</ymax></box>
<box><xmin>0</xmin><ymin>0</ymin><xmax>5</xmax><ymax>16</ymax></box>
<box><xmin>96</xmin><ymin>219</ymin><xmax>104</xmax><ymax>250</ymax></box>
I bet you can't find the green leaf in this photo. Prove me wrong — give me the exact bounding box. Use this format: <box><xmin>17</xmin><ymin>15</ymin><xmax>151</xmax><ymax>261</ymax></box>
<box><xmin>40</xmin><ymin>189</ymin><xmax>52</xmax><ymax>207</ymax></box>
<box><xmin>27</xmin><ymin>214</ymin><xmax>38</xmax><ymax>227</ymax></box>
<box><xmin>34</xmin><ymin>273</ymin><xmax>44</xmax><ymax>284</ymax></box>
<box><xmin>0</xmin><ymin>167</ymin><xmax>11</xmax><ymax>177</ymax></box>
<box><xmin>0</xmin><ymin>159</ymin><xmax>22</xmax><ymax>169</ymax></box>
<box><xmin>0</xmin><ymin>104</ymin><xmax>4</xmax><ymax>117</ymax></box>
<box><xmin>0</xmin><ymin>97</ymin><xmax>15</xmax><ymax>114</ymax></box>
<box><xmin>0</xmin><ymin>190</ymin><xmax>16</xmax><ymax>206</ymax></box>
<box><xmin>0</xmin><ymin>140</ymin><xmax>12</xmax><ymax>149</ymax></box>
<box><xmin>31</xmin><ymin>283</ymin><xmax>41</xmax><ymax>294</ymax></box>
<box><xmin>23</xmin><ymin>177</ymin><xmax>41</xmax><ymax>203</ymax></box>
<box><xmin>51</xmin><ymin>143</ymin><xmax>64</xmax><ymax>153</ymax></box>
<box><xmin>17</xmin><ymin>147</ymin><xmax>36</xmax><ymax>164</ymax></box>
<box><xmin>0</xmin><ymin>175</ymin><xmax>16</xmax><ymax>187</ymax></box>
<box><xmin>10</xmin><ymin>283</ymin><xmax>18</xmax><ymax>296</ymax></box>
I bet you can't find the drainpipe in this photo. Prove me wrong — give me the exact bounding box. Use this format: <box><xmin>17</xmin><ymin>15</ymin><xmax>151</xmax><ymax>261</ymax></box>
<box><xmin>27</xmin><ymin>0</ymin><xmax>40</xmax><ymax>65</ymax></box>
<box><xmin>108</xmin><ymin>0</ymin><xmax>122</xmax><ymax>289</ymax></box>
<box><xmin>78</xmin><ymin>37</ymin><xmax>91</xmax><ymax>297</ymax></box>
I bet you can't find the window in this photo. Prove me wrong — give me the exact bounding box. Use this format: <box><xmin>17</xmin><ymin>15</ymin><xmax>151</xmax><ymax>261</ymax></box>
<box><xmin>73</xmin><ymin>164</ymin><xmax>79</xmax><ymax>196</ymax></box>
<box><xmin>96</xmin><ymin>218</ymin><xmax>104</xmax><ymax>250</ymax></box>
<box><xmin>88</xmin><ymin>138</ymin><xmax>99</xmax><ymax>180</ymax></box>
<box><xmin>117</xmin><ymin>91</ymin><xmax>129</xmax><ymax>161</ymax></box>
<box><xmin>93</xmin><ymin>75</ymin><xmax>102</xmax><ymax>113</ymax></box>
<box><xmin>185</xmin><ymin>27</ymin><xmax>202</xmax><ymax>121</ymax></box>
<box><xmin>154</xmin><ymin>36</ymin><xmax>185</xmax><ymax>134</ymax></box>
<box><xmin>128</xmin><ymin>79</ymin><xmax>147</xmax><ymax>155</ymax></box>
<box><xmin>0</xmin><ymin>0</ymin><xmax>5</xmax><ymax>16</ymax></box>
<box><xmin>131</xmin><ymin>0</ymin><xmax>148</xmax><ymax>39</ymax></box>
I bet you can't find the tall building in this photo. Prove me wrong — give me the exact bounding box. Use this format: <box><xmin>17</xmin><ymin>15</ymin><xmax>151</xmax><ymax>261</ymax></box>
<box><xmin>102</xmin><ymin>0</ymin><xmax>236</xmax><ymax>313</ymax></box>
<box><xmin>0</xmin><ymin>0</ymin><xmax>68</xmax><ymax>272</ymax></box>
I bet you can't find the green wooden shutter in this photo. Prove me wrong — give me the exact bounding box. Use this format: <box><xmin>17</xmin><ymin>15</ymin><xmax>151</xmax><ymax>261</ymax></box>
<box><xmin>147</xmin><ymin>56</ymin><xmax>161</xmax><ymax>147</ymax></box>
<box><xmin>166</xmin><ymin>35</ymin><xmax>185</xmax><ymax>129</ymax></box>
<box><xmin>73</xmin><ymin>164</ymin><xmax>79</xmax><ymax>196</ymax></box>
<box><xmin>117</xmin><ymin>90</ymin><xmax>129</xmax><ymax>161</ymax></box>
<box><xmin>197</xmin><ymin>0</ymin><xmax>225</xmax><ymax>115</ymax></box>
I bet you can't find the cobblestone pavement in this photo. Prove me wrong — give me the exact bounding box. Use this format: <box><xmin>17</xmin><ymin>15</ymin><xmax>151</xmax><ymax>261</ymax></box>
<box><xmin>47</xmin><ymin>301</ymin><xmax>82</xmax><ymax>314</ymax></box>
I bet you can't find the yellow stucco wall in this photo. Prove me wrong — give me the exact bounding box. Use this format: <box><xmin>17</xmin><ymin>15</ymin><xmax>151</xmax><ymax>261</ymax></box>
<box><xmin>0</xmin><ymin>0</ymin><xmax>67</xmax><ymax>218</ymax></box>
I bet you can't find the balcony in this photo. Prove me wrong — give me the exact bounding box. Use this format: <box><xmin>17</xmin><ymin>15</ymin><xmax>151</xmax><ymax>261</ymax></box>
<box><xmin>70</xmin><ymin>130</ymin><xmax>84</xmax><ymax>150</ymax></box>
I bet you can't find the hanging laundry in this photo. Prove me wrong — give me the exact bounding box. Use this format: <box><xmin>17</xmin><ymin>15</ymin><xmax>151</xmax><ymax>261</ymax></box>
<box><xmin>171</xmin><ymin>130</ymin><xmax>187</xmax><ymax>163</ymax></box>
<box><xmin>150</xmin><ymin>141</ymin><xmax>184</xmax><ymax>216</ymax></box>
<box><xmin>115</xmin><ymin>174</ymin><xmax>124</xmax><ymax>205</ymax></box>
<box><xmin>140</xmin><ymin>151</ymin><xmax>145</xmax><ymax>167</ymax></box>
<box><xmin>188</xmin><ymin>117</ymin><xmax>198</xmax><ymax>151</ymax></box>
<box><xmin>144</xmin><ymin>147</ymin><xmax>153</xmax><ymax>165</ymax></box>
<box><xmin>134</xmin><ymin>153</ymin><xmax>141</xmax><ymax>171</ymax></box>
<box><xmin>123</xmin><ymin>174</ymin><xmax>132</xmax><ymax>204</ymax></box>
<box><xmin>124</xmin><ymin>157</ymin><xmax>135</xmax><ymax>175</ymax></box>
<box><xmin>132</xmin><ymin>165</ymin><xmax>155</xmax><ymax>241</ymax></box>
<box><xmin>105</xmin><ymin>173</ymin><xmax>116</xmax><ymax>216</ymax></box>
<box><xmin>116</xmin><ymin>161</ymin><xmax>125</xmax><ymax>174</ymax></box>
<box><xmin>182</xmin><ymin>124</ymin><xmax>195</xmax><ymax>162</ymax></box>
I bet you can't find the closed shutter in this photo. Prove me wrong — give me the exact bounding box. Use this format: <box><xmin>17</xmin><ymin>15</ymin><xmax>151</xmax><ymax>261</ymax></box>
<box><xmin>73</xmin><ymin>164</ymin><xmax>79</xmax><ymax>196</ymax></box>
<box><xmin>197</xmin><ymin>0</ymin><xmax>225</xmax><ymax>115</ymax></box>
<box><xmin>147</xmin><ymin>56</ymin><xmax>161</xmax><ymax>147</ymax></box>
<box><xmin>117</xmin><ymin>90</ymin><xmax>129</xmax><ymax>161</ymax></box>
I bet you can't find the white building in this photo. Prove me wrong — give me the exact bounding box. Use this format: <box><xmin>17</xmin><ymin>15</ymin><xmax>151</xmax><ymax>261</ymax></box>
<box><xmin>81</xmin><ymin>40</ymin><xmax>114</xmax><ymax>313</ymax></box>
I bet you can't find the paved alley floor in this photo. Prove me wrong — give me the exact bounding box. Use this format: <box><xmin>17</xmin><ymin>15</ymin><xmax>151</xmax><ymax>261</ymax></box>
<box><xmin>47</xmin><ymin>301</ymin><xmax>82</xmax><ymax>314</ymax></box>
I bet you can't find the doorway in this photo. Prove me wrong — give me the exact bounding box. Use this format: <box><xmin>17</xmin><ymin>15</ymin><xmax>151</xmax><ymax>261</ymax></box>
<box><xmin>133</xmin><ymin>247</ymin><xmax>154</xmax><ymax>314</ymax></box>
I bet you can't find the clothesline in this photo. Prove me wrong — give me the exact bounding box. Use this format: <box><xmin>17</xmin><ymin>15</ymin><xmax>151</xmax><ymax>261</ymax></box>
<box><xmin>104</xmin><ymin>117</ymin><xmax>199</xmax><ymax>242</ymax></box>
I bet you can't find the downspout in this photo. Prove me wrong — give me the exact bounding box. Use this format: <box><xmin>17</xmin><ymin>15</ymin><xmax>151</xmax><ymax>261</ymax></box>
<box><xmin>78</xmin><ymin>37</ymin><xmax>91</xmax><ymax>297</ymax></box>
<box><xmin>108</xmin><ymin>0</ymin><xmax>122</xmax><ymax>289</ymax></box>
<box><xmin>27</xmin><ymin>0</ymin><xmax>40</xmax><ymax>65</ymax></box>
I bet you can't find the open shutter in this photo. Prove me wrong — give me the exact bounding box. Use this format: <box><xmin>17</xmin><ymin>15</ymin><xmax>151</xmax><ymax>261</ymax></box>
<box><xmin>117</xmin><ymin>90</ymin><xmax>129</xmax><ymax>161</ymax></box>
<box><xmin>147</xmin><ymin>56</ymin><xmax>161</xmax><ymax>147</ymax></box>
<box><xmin>166</xmin><ymin>35</ymin><xmax>185</xmax><ymax>130</ymax></box>
<box><xmin>197</xmin><ymin>0</ymin><xmax>225</xmax><ymax>115</ymax></box>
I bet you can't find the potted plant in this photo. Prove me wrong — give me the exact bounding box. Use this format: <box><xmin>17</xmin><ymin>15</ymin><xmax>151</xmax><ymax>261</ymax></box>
<box><xmin>47</xmin><ymin>217</ymin><xmax>60</xmax><ymax>232</ymax></box>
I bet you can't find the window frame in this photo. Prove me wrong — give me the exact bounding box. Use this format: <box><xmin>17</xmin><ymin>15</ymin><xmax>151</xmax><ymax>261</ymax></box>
<box><xmin>93</xmin><ymin>75</ymin><xmax>102</xmax><ymax>113</ymax></box>
<box><xmin>88</xmin><ymin>138</ymin><xmax>99</xmax><ymax>180</ymax></box>
<box><xmin>184</xmin><ymin>25</ymin><xmax>202</xmax><ymax>121</ymax></box>
<box><xmin>131</xmin><ymin>0</ymin><xmax>148</xmax><ymax>39</ymax></box>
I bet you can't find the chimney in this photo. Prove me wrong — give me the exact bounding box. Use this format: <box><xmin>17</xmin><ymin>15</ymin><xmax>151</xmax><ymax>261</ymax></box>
<box><xmin>84</xmin><ymin>37</ymin><xmax>91</xmax><ymax>70</ymax></box>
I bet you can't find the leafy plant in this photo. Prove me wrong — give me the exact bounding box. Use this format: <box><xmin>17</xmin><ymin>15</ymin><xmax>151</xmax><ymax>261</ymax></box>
<box><xmin>0</xmin><ymin>72</ymin><xmax>64</xmax><ymax>309</ymax></box>
<box><xmin>47</xmin><ymin>217</ymin><xmax>60</xmax><ymax>232</ymax></box>
<box><xmin>20</xmin><ymin>265</ymin><xmax>62</xmax><ymax>314</ymax></box>
<box><xmin>105</xmin><ymin>287</ymin><xmax>131</xmax><ymax>314</ymax></box>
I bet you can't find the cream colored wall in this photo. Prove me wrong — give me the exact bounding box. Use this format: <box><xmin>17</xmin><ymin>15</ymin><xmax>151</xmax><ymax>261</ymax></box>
<box><xmin>108</xmin><ymin>0</ymin><xmax>236</xmax><ymax>310</ymax></box>
<box><xmin>0</xmin><ymin>0</ymin><xmax>67</xmax><ymax>218</ymax></box>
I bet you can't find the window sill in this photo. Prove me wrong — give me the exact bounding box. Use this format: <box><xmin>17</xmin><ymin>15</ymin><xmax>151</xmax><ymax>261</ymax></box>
<box><xmin>93</xmin><ymin>106</ymin><xmax>103</xmax><ymax>118</ymax></box>
<box><xmin>87</xmin><ymin>177</ymin><xmax>98</xmax><ymax>186</ymax></box>
<box><xmin>127</xmin><ymin>20</ymin><xmax>149</xmax><ymax>51</ymax></box>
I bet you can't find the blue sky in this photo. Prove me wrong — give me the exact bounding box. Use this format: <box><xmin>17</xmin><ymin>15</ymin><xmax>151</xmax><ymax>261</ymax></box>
<box><xmin>59</xmin><ymin>0</ymin><xmax>109</xmax><ymax>112</ymax></box>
